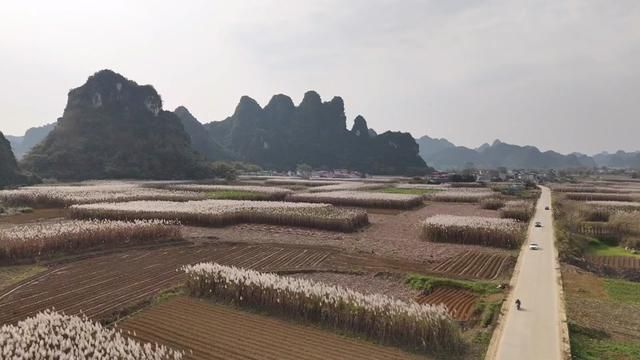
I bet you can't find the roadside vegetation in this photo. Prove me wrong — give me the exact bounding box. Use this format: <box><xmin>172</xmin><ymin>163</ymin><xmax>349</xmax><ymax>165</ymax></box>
<box><xmin>553</xmin><ymin>179</ymin><xmax>640</xmax><ymax>359</ymax></box>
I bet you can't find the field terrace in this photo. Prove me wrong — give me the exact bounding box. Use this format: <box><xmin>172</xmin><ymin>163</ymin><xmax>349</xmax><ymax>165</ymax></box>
<box><xmin>158</xmin><ymin>184</ymin><xmax>293</xmax><ymax>200</ymax></box>
<box><xmin>0</xmin><ymin>182</ymin><xmax>206</xmax><ymax>207</ymax></box>
<box><xmin>286</xmin><ymin>190</ymin><xmax>424</xmax><ymax>209</ymax></box>
<box><xmin>183</xmin><ymin>198</ymin><xmax>515</xmax><ymax>266</ymax></box>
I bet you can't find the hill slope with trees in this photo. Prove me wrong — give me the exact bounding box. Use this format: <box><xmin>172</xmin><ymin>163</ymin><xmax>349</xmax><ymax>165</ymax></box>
<box><xmin>22</xmin><ymin>70</ymin><xmax>212</xmax><ymax>180</ymax></box>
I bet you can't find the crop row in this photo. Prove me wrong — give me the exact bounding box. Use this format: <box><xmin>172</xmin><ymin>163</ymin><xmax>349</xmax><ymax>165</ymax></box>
<box><xmin>564</xmin><ymin>192</ymin><xmax>636</xmax><ymax>202</ymax></box>
<box><xmin>427</xmin><ymin>190</ymin><xmax>494</xmax><ymax>203</ymax></box>
<box><xmin>0</xmin><ymin>219</ymin><xmax>179</xmax><ymax>265</ymax></box>
<box><xmin>499</xmin><ymin>200</ymin><xmax>535</xmax><ymax>222</ymax></box>
<box><xmin>421</xmin><ymin>215</ymin><xmax>525</xmax><ymax>249</ymax></box>
<box><xmin>432</xmin><ymin>251</ymin><xmax>514</xmax><ymax>279</ymax></box>
<box><xmin>183</xmin><ymin>263</ymin><xmax>463</xmax><ymax>354</ymax></box>
<box><xmin>161</xmin><ymin>184</ymin><xmax>293</xmax><ymax>200</ymax></box>
<box><xmin>585</xmin><ymin>255</ymin><xmax>640</xmax><ymax>270</ymax></box>
<box><xmin>0</xmin><ymin>183</ymin><xmax>205</xmax><ymax>207</ymax></box>
<box><xmin>286</xmin><ymin>191</ymin><xmax>423</xmax><ymax>209</ymax></box>
<box><xmin>70</xmin><ymin>200</ymin><xmax>369</xmax><ymax>232</ymax></box>
<box><xmin>307</xmin><ymin>182</ymin><xmax>386</xmax><ymax>193</ymax></box>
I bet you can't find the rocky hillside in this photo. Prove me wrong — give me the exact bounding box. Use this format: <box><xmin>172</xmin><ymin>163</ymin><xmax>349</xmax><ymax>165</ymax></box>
<box><xmin>0</xmin><ymin>132</ymin><xmax>31</xmax><ymax>187</ymax></box>
<box><xmin>22</xmin><ymin>70</ymin><xmax>211</xmax><ymax>180</ymax></box>
<box><xmin>204</xmin><ymin>91</ymin><xmax>428</xmax><ymax>175</ymax></box>
<box><xmin>173</xmin><ymin>106</ymin><xmax>234</xmax><ymax>161</ymax></box>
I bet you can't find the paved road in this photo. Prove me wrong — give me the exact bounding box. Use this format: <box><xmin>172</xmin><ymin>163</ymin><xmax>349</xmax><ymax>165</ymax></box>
<box><xmin>493</xmin><ymin>186</ymin><xmax>565</xmax><ymax>360</ymax></box>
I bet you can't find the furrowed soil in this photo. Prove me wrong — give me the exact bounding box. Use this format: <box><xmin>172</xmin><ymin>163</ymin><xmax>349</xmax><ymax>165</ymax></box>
<box><xmin>0</xmin><ymin>265</ymin><xmax>46</xmax><ymax>292</ymax></box>
<box><xmin>118</xmin><ymin>296</ymin><xmax>427</xmax><ymax>360</ymax></box>
<box><xmin>183</xmin><ymin>202</ymin><xmax>512</xmax><ymax>264</ymax></box>
<box><xmin>0</xmin><ymin>242</ymin><xmax>440</xmax><ymax>325</ymax></box>
<box><xmin>585</xmin><ymin>255</ymin><xmax>640</xmax><ymax>270</ymax></box>
<box><xmin>416</xmin><ymin>288</ymin><xmax>478</xmax><ymax>321</ymax></box>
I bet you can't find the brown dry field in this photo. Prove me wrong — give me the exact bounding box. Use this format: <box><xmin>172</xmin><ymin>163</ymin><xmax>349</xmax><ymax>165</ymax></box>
<box><xmin>118</xmin><ymin>296</ymin><xmax>427</xmax><ymax>360</ymax></box>
<box><xmin>183</xmin><ymin>201</ymin><xmax>512</xmax><ymax>263</ymax></box>
<box><xmin>562</xmin><ymin>265</ymin><xmax>640</xmax><ymax>341</ymax></box>
<box><xmin>0</xmin><ymin>208</ymin><xmax>68</xmax><ymax>227</ymax></box>
<box><xmin>416</xmin><ymin>288</ymin><xmax>478</xmax><ymax>321</ymax></box>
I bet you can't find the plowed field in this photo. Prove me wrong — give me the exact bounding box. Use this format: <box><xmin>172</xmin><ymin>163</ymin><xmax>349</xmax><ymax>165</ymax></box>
<box><xmin>0</xmin><ymin>243</ymin><xmax>434</xmax><ymax>325</ymax></box>
<box><xmin>0</xmin><ymin>243</ymin><xmax>334</xmax><ymax>325</ymax></box>
<box><xmin>432</xmin><ymin>251</ymin><xmax>514</xmax><ymax>279</ymax></box>
<box><xmin>585</xmin><ymin>255</ymin><xmax>640</xmax><ymax>270</ymax></box>
<box><xmin>118</xmin><ymin>297</ymin><xmax>424</xmax><ymax>360</ymax></box>
<box><xmin>416</xmin><ymin>288</ymin><xmax>478</xmax><ymax>321</ymax></box>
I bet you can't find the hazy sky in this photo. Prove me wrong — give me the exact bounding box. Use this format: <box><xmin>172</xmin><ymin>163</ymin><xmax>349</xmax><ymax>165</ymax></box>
<box><xmin>1</xmin><ymin>0</ymin><xmax>639</xmax><ymax>154</ymax></box>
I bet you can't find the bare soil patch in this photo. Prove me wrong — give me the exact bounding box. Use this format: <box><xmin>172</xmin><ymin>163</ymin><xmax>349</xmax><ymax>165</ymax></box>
<box><xmin>0</xmin><ymin>208</ymin><xmax>68</xmax><ymax>226</ymax></box>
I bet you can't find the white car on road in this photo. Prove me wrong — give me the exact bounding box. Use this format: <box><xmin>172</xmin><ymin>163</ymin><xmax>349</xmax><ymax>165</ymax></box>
<box><xmin>529</xmin><ymin>243</ymin><xmax>540</xmax><ymax>250</ymax></box>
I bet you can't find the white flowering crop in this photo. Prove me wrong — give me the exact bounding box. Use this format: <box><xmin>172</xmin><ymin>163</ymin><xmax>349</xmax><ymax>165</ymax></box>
<box><xmin>0</xmin><ymin>183</ymin><xmax>205</xmax><ymax>208</ymax></box>
<box><xmin>287</xmin><ymin>190</ymin><xmax>423</xmax><ymax>209</ymax></box>
<box><xmin>182</xmin><ymin>263</ymin><xmax>462</xmax><ymax>353</ymax></box>
<box><xmin>498</xmin><ymin>200</ymin><xmax>535</xmax><ymax>222</ymax></box>
<box><xmin>421</xmin><ymin>215</ymin><xmax>525</xmax><ymax>249</ymax></box>
<box><xmin>307</xmin><ymin>182</ymin><xmax>385</xmax><ymax>193</ymax></box>
<box><xmin>586</xmin><ymin>201</ymin><xmax>640</xmax><ymax>209</ymax></box>
<box><xmin>0</xmin><ymin>310</ymin><xmax>183</xmax><ymax>359</ymax></box>
<box><xmin>0</xmin><ymin>219</ymin><xmax>179</xmax><ymax>263</ymax></box>
<box><xmin>163</xmin><ymin>184</ymin><xmax>292</xmax><ymax>200</ymax></box>
<box><xmin>427</xmin><ymin>189</ymin><xmax>494</xmax><ymax>203</ymax></box>
<box><xmin>71</xmin><ymin>199</ymin><xmax>368</xmax><ymax>232</ymax></box>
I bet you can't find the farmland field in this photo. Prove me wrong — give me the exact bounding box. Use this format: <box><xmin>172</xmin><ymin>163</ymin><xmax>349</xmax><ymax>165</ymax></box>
<box><xmin>183</xmin><ymin>202</ymin><xmax>511</xmax><ymax>264</ymax></box>
<box><xmin>554</xmin><ymin>178</ymin><xmax>640</xmax><ymax>360</ymax></box>
<box><xmin>118</xmin><ymin>296</ymin><xmax>424</xmax><ymax>360</ymax></box>
<box><xmin>562</xmin><ymin>266</ymin><xmax>640</xmax><ymax>359</ymax></box>
<box><xmin>416</xmin><ymin>288</ymin><xmax>478</xmax><ymax>321</ymax></box>
<box><xmin>431</xmin><ymin>251</ymin><xmax>515</xmax><ymax>280</ymax></box>
<box><xmin>585</xmin><ymin>255</ymin><xmax>640</xmax><ymax>270</ymax></box>
<box><xmin>0</xmin><ymin>242</ymin><xmax>442</xmax><ymax>325</ymax></box>
<box><xmin>0</xmin><ymin>180</ymin><xmax>526</xmax><ymax>359</ymax></box>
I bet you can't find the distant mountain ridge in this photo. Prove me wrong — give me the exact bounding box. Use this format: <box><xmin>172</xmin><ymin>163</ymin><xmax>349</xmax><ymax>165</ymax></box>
<box><xmin>416</xmin><ymin>136</ymin><xmax>638</xmax><ymax>170</ymax></box>
<box><xmin>177</xmin><ymin>91</ymin><xmax>428</xmax><ymax>175</ymax></box>
<box><xmin>7</xmin><ymin>123</ymin><xmax>56</xmax><ymax>159</ymax></box>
